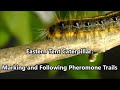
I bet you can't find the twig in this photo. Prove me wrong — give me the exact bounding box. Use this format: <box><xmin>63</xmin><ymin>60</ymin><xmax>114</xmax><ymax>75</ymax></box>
<box><xmin>0</xmin><ymin>27</ymin><xmax>120</xmax><ymax>73</ymax></box>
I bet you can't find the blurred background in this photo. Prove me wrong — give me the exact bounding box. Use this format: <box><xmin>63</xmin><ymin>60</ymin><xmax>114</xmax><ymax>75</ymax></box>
<box><xmin>0</xmin><ymin>11</ymin><xmax>120</xmax><ymax>79</ymax></box>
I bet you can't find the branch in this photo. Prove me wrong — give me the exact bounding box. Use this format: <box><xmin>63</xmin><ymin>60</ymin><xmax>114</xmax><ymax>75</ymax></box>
<box><xmin>0</xmin><ymin>27</ymin><xmax>120</xmax><ymax>73</ymax></box>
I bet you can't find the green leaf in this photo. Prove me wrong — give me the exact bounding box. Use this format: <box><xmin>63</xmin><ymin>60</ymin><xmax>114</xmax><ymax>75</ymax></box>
<box><xmin>56</xmin><ymin>11</ymin><xmax>70</xmax><ymax>20</ymax></box>
<box><xmin>0</xmin><ymin>29</ymin><xmax>10</xmax><ymax>48</ymax></box>
<box><xmin>2</xmin><ymin>11</ymin><xmax>32</xmax><ymax>45</ymax></box>
<box><xmin>30</xmin><ymin>12</ymin><xmax>46</xmax><ymax>42</ymax></box>
<box><xmin>48</xmin><ymin>60</ymin><xmax>61</xmax><ymax>78</ymax></box>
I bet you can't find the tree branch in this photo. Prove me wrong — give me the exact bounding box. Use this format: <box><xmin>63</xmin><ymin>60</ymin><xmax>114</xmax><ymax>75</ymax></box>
<box><xmin>0</xmin><ymin>27</ymin><xmax>120</xmax><ymax>73</ymax></box>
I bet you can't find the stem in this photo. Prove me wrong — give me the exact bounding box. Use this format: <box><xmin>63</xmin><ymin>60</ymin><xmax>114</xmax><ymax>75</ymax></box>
<box><xmin>0</xmin><ymin>27</ymin><xmax>120</xmax><ymax>73</ymax></box>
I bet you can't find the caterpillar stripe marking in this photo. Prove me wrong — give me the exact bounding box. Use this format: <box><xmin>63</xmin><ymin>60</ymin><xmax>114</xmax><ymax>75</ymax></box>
<box><xmin>39</xmin><ymin>11</ymin><xmax>120</xmax><ymax>62</ymax></box>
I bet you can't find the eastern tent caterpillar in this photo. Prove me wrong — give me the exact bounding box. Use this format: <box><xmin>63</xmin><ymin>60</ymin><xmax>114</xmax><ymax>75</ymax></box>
<box><xmin>39</xmin><ymin>11</ymin><xmax>120</xmax><ymax>62</ymax></box>
<box><xmin>47</xmin><ymin>11</ymin><xmax>120</xmax><ymax>40</ymax></box>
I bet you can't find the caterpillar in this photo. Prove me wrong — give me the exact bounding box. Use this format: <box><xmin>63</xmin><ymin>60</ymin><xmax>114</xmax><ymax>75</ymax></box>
<box><xmin>47</xmin><ymin>11</ymin><xmax>120</xmax><ymax>40</ymax></box>
<box><xmin>38</xmin><ymin>11</ymin><xmax>120</xmax><ymax>62</ymax></box>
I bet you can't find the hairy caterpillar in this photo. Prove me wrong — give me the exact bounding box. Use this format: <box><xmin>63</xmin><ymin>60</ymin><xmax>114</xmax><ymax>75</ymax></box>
<box><xmin>47</xmin><ymin>11</ymin><xmax>120</xmax><ymax>39</ymax></box>
<box><xmin>38</xmin><ymin>11</ymin><xmax>120</xmax><ymax>62</ymax></box>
